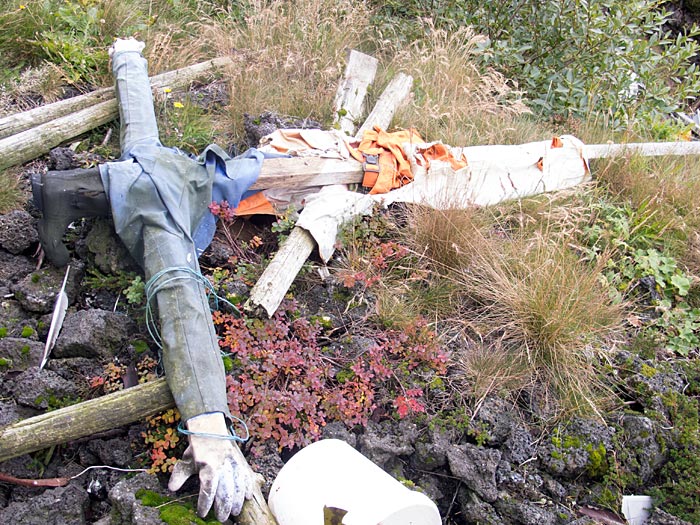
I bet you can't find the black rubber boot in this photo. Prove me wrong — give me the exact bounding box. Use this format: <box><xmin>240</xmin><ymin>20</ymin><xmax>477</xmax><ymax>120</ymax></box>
<box><xmin>32</xmin><ymin>167</ymin><xmax>110</xmax><ymax>267</ymax></box>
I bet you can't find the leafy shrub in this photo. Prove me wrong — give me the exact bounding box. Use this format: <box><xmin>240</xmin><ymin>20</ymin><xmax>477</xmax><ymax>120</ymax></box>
<box><xmin>373</xmin><ymin>0</ymin><xmax>700</xmax><ymax>130</ymax></box>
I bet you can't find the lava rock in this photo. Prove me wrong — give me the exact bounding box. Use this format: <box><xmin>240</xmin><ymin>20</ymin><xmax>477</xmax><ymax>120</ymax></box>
<box><xmin>646</xmin><ymin>508</ymin><xmax>694</xmax><ymax>525</ymax></box>
<box><xmin>0</xmin><ymin>299</ymin><xmax>40</xmax><ymax>339</ymax></box>
<box><xmin>457</xmin><ymin>487</ymin><xmax>502</xmax><ymax>525</ymax></box>
<box><xmin>54</xmin><ymin>309</ymin><xmax>135</xmax><ymax>360</ymax></box>
<box><xmin>84</xmin><ymin>219</ymin><xmax>138</xmax><ymax>275</ymax></box>
<box><xmin>538</xmin><ymin>418</ymin><xmax>615</xmax><ymax>479</ymax></box>
<box><xmin>494</xmin><ymin>497</ymin><xmax>559</xmax><ymax>525</ymax></box>
<box><xmin>358</xmin><ymin>420</ymin><xmax>417</xmax><ymax>469</ymax></box>
<box><xmin>0</xmin><ymin>481</ymin><xmax>89</xmax><ymax>524</ymax></box>
<box><xmin>48</xmin><ymin>147</ymin><xmax>78</xmax><ymax>171</ymax></box>
<box><xmin>446</xmin><ymin>442</ymin><xmax>501</xmax><ymax>503</ymax></box>
<box><xmin>620</xmin><ymin>414</ymin><xmax>665</xmax><ymax>484</ymax></box>
<box><xmin>108</xmin><ymin>472</ymin><xmax>164</xmax><ymax>525</ymax></box>
<box><xmin>0</xmin><ymin>337</ymin><xmax>44</xmax><ymax>371</ymax></box>
<box><xmin>10</xmin><ymin>263</ymin><xmax>83</xmax><ymax>314</ymax></box>
<box><xmin>1</xmin><ymin>367</ymin><xmax>81</xmax><ymax>410</ymax></box>
<box><xmin>87</xmin><ymin>437</ymin><xmax>134</xmax><ymax>468</ymax></box>
<box><xmin>0</xmin><ymin>210</ymin><xmax>38</xmax><ymax>255</ymax></box>
<box><xmin>243</xmin><ymin>111</ymin><xmax>322</xmax><ymax>149</ymax></box>
<box><xmin>0</xmin><ymin>251</ymin><xmax>35</xmax><ymax>287</ymax></box>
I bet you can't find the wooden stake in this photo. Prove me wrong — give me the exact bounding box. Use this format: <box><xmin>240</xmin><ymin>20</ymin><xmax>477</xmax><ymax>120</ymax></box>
<box><xmin>332</xmin><ymin>50</ymin><xmax>378</xmax><ymax>137</ymax></box>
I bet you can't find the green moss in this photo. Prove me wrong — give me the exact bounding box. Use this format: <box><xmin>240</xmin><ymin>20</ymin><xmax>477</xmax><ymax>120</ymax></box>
<box><xmin>586</xmin><ymin>443</ymin><xmax>609</xmax><ymax>478</ymax></box>
<box><xmin>30</xmin><ymin>273</ymin><xmax>40</xmax><ymax>284</ymax></box>
<box><xmin>310</xmin><ymin>314</ymin><xmax>333</xmax><ymax>330</ymax></box>
<box><xmin>222</xmin><ymin>355</ymin><xmax>234</xmax><ymax>373</ymax></box>
<box><xmin>0</xmin><ymin>357</ymin><xmax>11</xmax><ymax>367</ymax></box>
<box><xmin>132</xmin><ymin>340</ymin><xmax>149</xmax><ymax>354</ymax></box>
<box><xmin>20</xmin><ymin>326</ymin><xmax>34</xmax><ymax>338</ymax></box>
<box><xmin>0</xmin><ymin>327</ymin><xmax>7</xmax><ymax>338</ymax></box>
<box><xmin>21</xmin><ymin>345</ymin><xmax>30</xmax><ymax>356</ymax></box>
<box><xmin>136</xmin><ymin>489</ymin><xmax>221</xmax><ymax>525</ymax></box>
<box><xmin>136</xmin><ymin>489</ymin><xmax>170</xmax><ymax>507</ymax></box>
<box><xmin>639</xmin><ymin>363</ymin><xmax>658</xmax><ymax>378</ymax></box>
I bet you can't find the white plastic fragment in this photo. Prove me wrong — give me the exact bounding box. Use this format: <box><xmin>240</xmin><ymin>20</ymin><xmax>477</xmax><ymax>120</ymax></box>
<box><xmin>621</xmin><ymin>495</ymin><xmax>652</xmax><ymax>525</ymax></box>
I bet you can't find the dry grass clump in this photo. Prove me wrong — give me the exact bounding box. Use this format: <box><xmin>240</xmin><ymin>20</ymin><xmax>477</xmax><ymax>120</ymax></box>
<box><xmin>399</xmin><ymin>203</ymin><xmax>624</xmax><ymax>420</ymax></box>
<box><xmin>183</xmin><ymin>0</ymin><xmax>376</xmax><ymax>143</ymax></box>
<box><xmin>383</xmin><ymin>23</ymin><xmax>546</xmax><ymax>146</ymax></box>
<box><xmin>0</xmin><ymin>168</ymin><xmax>28</xmax><ymax>213</ymax></box>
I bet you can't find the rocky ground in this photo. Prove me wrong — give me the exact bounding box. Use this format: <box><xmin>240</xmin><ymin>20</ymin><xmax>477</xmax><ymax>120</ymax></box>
<box><xmin>0</xmin><ymin>143</ymin><xmax>698</xmax><ymax>525</ymax></box>
<box><xmin>3</xmin><ymin>3</ymin><xmax>700</xmax><ymax>521</ymax></box>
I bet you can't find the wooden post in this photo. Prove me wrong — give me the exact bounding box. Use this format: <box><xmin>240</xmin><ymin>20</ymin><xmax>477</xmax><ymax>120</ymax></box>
<box><xmin>354</xmin><ymin>72</ymin><xmax>413</xmax><ymax>139</ymax></box>
<box><xmin>584</xmin><ymin>140</ymin><xmax>700</xmax><ymax>159</ymax></box>
<box><xmin>332</xmin><ymin>50</ymin><xmax>378</xmax><ymax>137</ymax></box>
<box><xmin>0</xmin><ymin>56</ymin><xmax>235</xmax><ymax>170</ymax></box>
<box><xmin>0</xmin><ymin>378</ymin><xmax>277</xmax><ymax>525</ymax></box>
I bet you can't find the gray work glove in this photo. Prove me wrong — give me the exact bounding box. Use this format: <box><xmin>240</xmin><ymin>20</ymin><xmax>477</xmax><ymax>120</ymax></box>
<box><xmin>168</xmin><ymin>412</ymin><xmax>253</xmax><ymax>521</ymax></box>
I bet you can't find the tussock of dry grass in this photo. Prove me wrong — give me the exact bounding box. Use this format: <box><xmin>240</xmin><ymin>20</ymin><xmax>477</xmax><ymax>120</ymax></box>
<box><xmin>399</xmin><ymin>203</ymin><xmax>624</xmax><ymax>420</ymax></box>
<box><xmin>180</xmin><ymin>0</ymin><xmax>375</xmax><ymax>142</ymax></box>
<box><xmin>383</xmin><ymin>24</ymin><xmax>546</xmax><ymax>146</ymax></box>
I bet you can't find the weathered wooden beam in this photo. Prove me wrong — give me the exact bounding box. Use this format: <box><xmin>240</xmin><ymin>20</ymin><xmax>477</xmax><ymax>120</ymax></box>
<box><xmin>0</xmin><ymin>56</ymin><xmax>234</xmax><ymax>170</ymax></box>
<box><xmin>0</xmin><ymin>379</ymin><xmax>174</xmax><ymax>463</ymax></box>
<box><xmin>252</xmin><ymin>157</ymin><xmax>363</xmax><ymax>190</ymax></box>
<box><xmin>246</xmin><ymin>195</ymin><xmax>331</xmax><ymax>317</ymax></box>
<box><xmin>354</xmin><ymin>72</ymin><xmax>413</xmax><ymax>139</ymax></box>
<box><xmin>332</xmin><ymin>50</ymin><xmax>378</xmax><ymax>137</ymax></box>
<box><xmin>584</xmin><ymin>140</ymin><xmax>700</xmax><ymax>159</ymax></box>
<box><xmin>0</xmin><ymin>378</ymin><xmax>277</xmax><ymax>525</ymax></box>
<box><xmin>246</xmin><ymin>51</ymin><xmax>381</xmax><ymax>317</ymax></box>
<box><xmin>247</xmin><ymin>58</ymin><xmax>414</xmax><ymax>317</ymax></box>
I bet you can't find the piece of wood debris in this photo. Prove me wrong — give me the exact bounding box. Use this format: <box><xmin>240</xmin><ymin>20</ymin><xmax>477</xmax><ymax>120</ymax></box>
<box><xmin>332</xmin><ymin>49</ymin><xmax>379</xmax><ymax>137</ymax></box>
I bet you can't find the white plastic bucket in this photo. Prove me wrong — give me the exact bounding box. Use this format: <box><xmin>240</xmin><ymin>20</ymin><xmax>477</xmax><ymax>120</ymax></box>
<box><xmin>268</xmin><ymin>439</ymin><xmax>441</xmax><ymax>525</ymax></box>
<box><xmin>621</xmin><ymin>495</ymin><xmax>652</xmax><ymax>525</ymax></box>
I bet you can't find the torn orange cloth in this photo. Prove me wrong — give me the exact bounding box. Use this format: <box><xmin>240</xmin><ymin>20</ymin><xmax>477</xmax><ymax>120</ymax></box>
<box><xmin>348</xmin><ymin>127</ymin><xmax>424</xmax><ymax>194</ymax></box>
<box><xmin>417</xmin><ymin>143</ymin><xmax>468</xmax><ymax>171</ymax></box>
<box><xmin>234</xmin><ymin>192</ymin><xmax>275</xmax><ymax>216</ymax></box>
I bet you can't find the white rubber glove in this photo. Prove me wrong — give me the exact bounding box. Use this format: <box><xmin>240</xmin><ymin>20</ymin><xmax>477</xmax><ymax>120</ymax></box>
<box><xmin>108</xmin><ymin>37</ymin><xmax>145</xmax><ymax>57</ymax></box>
<box><xmin>168</xmin><ymin>412</ymin><xmax>253</xmax><ymax>521</ymax></box>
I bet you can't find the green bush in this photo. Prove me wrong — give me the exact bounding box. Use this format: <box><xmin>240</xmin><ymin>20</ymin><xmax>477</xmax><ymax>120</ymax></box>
<box><xmin>372</xmin><ymin>0</ymin><xmax>700</xmax><ymax>130</ymax></box>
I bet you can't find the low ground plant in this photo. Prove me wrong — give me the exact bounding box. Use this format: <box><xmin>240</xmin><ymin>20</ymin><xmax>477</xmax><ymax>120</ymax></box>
<box><xmin>214</xmin><ymin>299</ymin><xmax>447</xmax><ymax>455</ymax></box>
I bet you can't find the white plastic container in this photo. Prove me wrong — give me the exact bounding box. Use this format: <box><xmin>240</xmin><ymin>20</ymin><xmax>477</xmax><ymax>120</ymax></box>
<box><xmin>268</xmin><ymin>439</ymin><xmax>441</xmax><ymax>525</ymax></box>
<box><xmin>621</xmin><ymin>495</ymin><xmax>652</xmax><ymax>525</ymax></box>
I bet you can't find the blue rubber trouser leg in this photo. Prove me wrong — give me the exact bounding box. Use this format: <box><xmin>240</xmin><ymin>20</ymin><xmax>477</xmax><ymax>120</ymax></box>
<box><xmin>111</xmin><ymin>50</ymin><xmax>162</xmax><ymax>156</ymax></box>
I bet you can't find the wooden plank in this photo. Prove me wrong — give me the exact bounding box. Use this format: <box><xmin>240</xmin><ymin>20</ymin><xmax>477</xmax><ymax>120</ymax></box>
<box><xmin>354</xmin><ymin>72</ymin><xmax>413</xmax><ymax>139</ymax></box>
<box><xmin>0</xmin><ymin>378</ymin><xmax>277</xmax><ymax>525</ymax></box>
<box><xmin>0</xmin><ymin>56</ymin><xmax>234</xmax><ymax>170</ymax></box>
<box><xmin>332</xmin><ymin>50</ymin><xmax>378</xmax><ymax>136</ymax></box>
<box><xmin>252</xmin><ymin>157</ymin><xmax>363</xmax><ymax>190</ymax></box>
<box><xmin>245</xmin><ymin>226</ymin><xmax>318</xmax><ymax>317</ymax></box>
